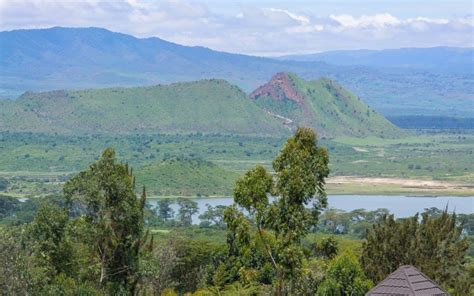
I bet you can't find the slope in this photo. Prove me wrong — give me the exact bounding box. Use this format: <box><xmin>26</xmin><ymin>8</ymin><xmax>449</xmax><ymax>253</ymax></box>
<box><xmin>1</xmin><ymin>27</ymin><xmax>473</xmax><ymax>117</ymax></box>
<box><xmin>250</xmin><ymin>73</ymin><xmax>403</xmax><ymax>138</ymax></box>
<box><xmin>135</xmin><ymin>156</ymin><xmax>239</xmax><ymax>196</ymax></box>
<box><xmin>0</xmin><ymin>79</ymin><xmax>288</xmax><ymax>136</ymax></box>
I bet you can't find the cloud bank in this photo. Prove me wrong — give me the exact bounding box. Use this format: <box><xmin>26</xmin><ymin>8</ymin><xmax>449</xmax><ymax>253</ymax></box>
<box><xmin>0</xmin><ymin>0</ymin><xmax>472</xmax><ymax>55</ymax></box>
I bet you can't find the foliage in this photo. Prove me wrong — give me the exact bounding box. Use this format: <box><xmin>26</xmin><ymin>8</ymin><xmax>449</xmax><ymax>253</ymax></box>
<box><xmin>0</xmin><ymin>177</ymin><xmax>8</xmax><ymax>191</ymax></box>
<box><xmin>0</xmin><ymin>227</ymin><xmax>33</xmax><ymax>294</ymax></box>
<box><xmin>63</xmin><ymin>148</ymin><xmax>147</xmax><ymax>294</ymax></box>
<box><xmin>199</xmin><ymin>204</ymin><xmax>227</xmax><ymax>228</ymax></box>
<box><xmin>314</xmin><ymin>236</ymin><xmax>339</xmax><ymax>259</ymax></box>
<box><xmin>28</xmin><ymin>202</ymin><xmax>73</xmax><ymax>278</ymax></box>
<box><xmin>135</xmin><ymin>157</ymin><xmax>239</xmax><ymax>196</ymax></box>
<box><xmin>361</xmin><ymin>210</ymin><xmax>471</xmax><ymax>294</ymax></box>
<box><xmin>176</xmin><ymin>198</ymin><xmax>199</xmax><ymax>227</ymax></box>
<box><xmin>317</xmin><ymin>252</ymin><xmax>372</xmax><ymax>295</ymax></box>
<box><xmin>157</xmin><ymin>199</ymin><xmax>175</xmax><ymax>222</ymax></box>
<box><xmin>225</xmin><ymin>127</ymin><xmax>330</xmax><ymax>293</ymax></box>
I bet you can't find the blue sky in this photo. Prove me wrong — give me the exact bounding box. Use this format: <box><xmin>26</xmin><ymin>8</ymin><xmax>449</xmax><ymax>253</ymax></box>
<box><xmin>0</xmin><ymin>0</ymin><xmax>472</xmax><ymax>55</ymax></box>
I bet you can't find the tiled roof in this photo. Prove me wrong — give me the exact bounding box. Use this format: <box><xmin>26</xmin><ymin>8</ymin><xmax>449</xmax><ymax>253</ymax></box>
<box><xmin>366</xmin><ymin>265</ymin><xmax>449</xmax><ymax>296</ymax></box>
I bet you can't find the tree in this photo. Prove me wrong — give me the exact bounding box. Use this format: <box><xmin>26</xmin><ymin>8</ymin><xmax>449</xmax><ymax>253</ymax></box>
<box><xmin>361</xmin><ymin>211</ymin><xmax>470</xmax><ymax>294</ymax></box>
<box><xmin>0</xmin><ymin>177</ymin><xmax>8</xmax><ymax>191</ymax></box>
<box><xmin>225</xmin><ymin>127</ymin><xmax>329</xmax><ymax>293</ymax></box>
<box><xmin>0</xmin><ymin>195</ymin><xmax>21</xmax><ymax>219</ymax></box>
<box><xmin>314</xmin><ymin>236</ymin><xmax>339</xmax><ymax>259</ymax></box>
<box><xmin>0</xmin><ymin>227</ymin><xmax>33</xmax><ymax>295</ymax></box>
<box><xmin>64</xmin><ymin>148</ymin><xmax>147</xmax><ymax>294</ymax></box>
<box><xmin>157</xmin><ymin>199</ymin><xmax>175</xmax><ymax>222</ymax></box>
<box><xmin>199</xmin><ymin>204</ymin><xmax>226</xmax><ymax>228</ymax></box>
<box><xmin>28</xmin><ymin>202</ymin><xmax>73</xmax><ymax>278</ymax></box>
<box><xmin>176</xmin><ymin>198</ymin><xmax>198</xmax><ymax>227</ymax></box>
<box><xmin>317</xmin><ymin>252</ymin><xmax>372</xmax><ymax>296</ymax></box>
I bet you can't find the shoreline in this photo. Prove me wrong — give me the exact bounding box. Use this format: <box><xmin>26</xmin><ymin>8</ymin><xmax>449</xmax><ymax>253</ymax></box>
<box><xmin>2</xmin><ymin>176</ymin><xmax>472</xmax><ymax>199</ymax></box>
<box><xmin>145</xmin><ymin>176</ymin><xmax>474</xmax><ymax>199</ymax></box>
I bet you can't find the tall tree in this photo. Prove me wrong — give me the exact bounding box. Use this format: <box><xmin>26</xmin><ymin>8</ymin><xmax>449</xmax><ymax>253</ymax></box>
<box><xmin>225</xmin><ymin>127</ymin><xmax>329</xmax><ymax>294</ymax></box>
<box><xmin>157</xmin><ymin>199</ymin><xmax>175</xmax><ymax>222</ymax></box>
<box><xmin>176</xmin><ymin>198</ymin><xmax>198</xmax><ymax>227</ymax></box>
<box><xmin>28</xmin><ymin>202</ymin><xmax>73</xmax><ymax>278</ymax></box>
<box><xmin>361</xmin><ymin>211</ymin><xmax>471</xmax><ymax>294</ymax></box>
<box><xmin>199</xmin><ymin>204</ymin><xmax>227</xmax><ymax>228</ymax></box>
<box><xmin>64</xmin><ymin>148</ymin><xmax>146</xmax><ymax>294</ymax></box>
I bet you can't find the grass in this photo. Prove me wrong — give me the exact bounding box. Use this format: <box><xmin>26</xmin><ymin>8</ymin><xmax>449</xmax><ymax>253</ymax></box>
<box><xmin>0</xmin><ymin>131</ymin><xmax>472</xmax><ymax>197</ymax></box>
<box><xmin>0</xmin><ymin>80</ymin><xmax>288</xmax><ymax>136</ymax></box>
<box><xmin>253</xmin><ymin>73</ymin><xmax>404</xmax><ymax>138</ymax></box>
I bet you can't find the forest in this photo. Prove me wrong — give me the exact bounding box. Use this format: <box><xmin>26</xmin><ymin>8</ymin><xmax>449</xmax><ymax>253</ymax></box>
<box><xmin>0</xmin><ymin>128</ymin><xmax>472</xmax><ymax>295</ymax></box>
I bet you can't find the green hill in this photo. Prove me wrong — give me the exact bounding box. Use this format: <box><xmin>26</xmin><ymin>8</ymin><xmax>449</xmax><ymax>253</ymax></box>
<box><xmin>250</xmin><ymin>73</ymin><xmax>403</xmax><ymax>138</ymax></box>
<box><xmin>135</xmin><ymin>156</ymin><xmax>238</xmax><ymax>196</ymax></box>
<box><xmin>2</xmin><ymin>27</ymin><xmax>472</xmax><ymax>117</ymax></box>
<box><xmin>0</xmin><ymin>79</ymin><xmax>287</xmax><ymax>136</ymax></box>
<box><xmin>0</xmin><ymin>74</ymin><xmax>403</xmax><ymax>138</ymax></box>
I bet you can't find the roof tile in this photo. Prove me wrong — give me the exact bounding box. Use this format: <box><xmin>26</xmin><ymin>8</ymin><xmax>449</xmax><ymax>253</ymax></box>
<box><xmin>366</xmin><ymin>265</ymin><xmax>449</xmax><ymax>296</ymax></box>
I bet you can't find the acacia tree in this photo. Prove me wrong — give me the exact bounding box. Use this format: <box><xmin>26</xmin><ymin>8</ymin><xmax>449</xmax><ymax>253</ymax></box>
<box><xmin>361</xmin><ymin>211</ymin><xmax>471</xmax><ymax>295</ymax></box>
<box><xmin>224</xmin><ymin>127</ymin><xmax>329</xmax><ymax>294</ymax></box>
<box><xmin>176</xmin><ymin>198</ymin><xmax>198</xmax><ymax>227</ymax></box>
<box><xmin>157</xmin><ymin>199</ymin><xmax>174</xmax><ymax>222</ymax></box>
<box><xmin>64</xmin><ymin>148</ymin><xmax>147</xmax><ymax>294</ymax></box>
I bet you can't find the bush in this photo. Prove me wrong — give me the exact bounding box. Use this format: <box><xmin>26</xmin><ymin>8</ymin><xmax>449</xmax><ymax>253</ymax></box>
<box><xmin>0</xmin><ymin>178</ymin><xmax>8</xmax><ymax>191</ymax></box>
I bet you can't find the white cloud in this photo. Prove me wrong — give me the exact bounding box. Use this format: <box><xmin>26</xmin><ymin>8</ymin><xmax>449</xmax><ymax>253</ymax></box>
<box><xmin>266</xmin><ymin>8</ymin><xmax>310</xmax><ymax>26</ymax></box>
<box><xmin>329</xmin><ymin>13</ymin><xmax>401</xmax><ymax>29</ymax></box>
<box><xmin>0</xmin><ymin>0</ymin><xmax>472</xmax><ymax>55</ymax></box>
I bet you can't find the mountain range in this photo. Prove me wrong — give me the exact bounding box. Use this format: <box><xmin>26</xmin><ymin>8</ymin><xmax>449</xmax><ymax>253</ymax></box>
<box><xmin>1</xmin><ymin>27</ymin><xmax>473</xmax><ymax>117</ymax></box>
<box><xmin>279</xmin><ymin>47</ymin><xmax>474</xmax><ymax>74</ymax></box>
<box><xmin>0</xmin><ymin>72</ymin><xmax>402</xmax><ymax>138</ymax></box>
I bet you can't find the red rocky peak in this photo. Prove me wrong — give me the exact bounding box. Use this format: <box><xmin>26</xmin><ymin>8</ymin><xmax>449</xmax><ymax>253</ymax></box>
<box><xmin>250</xmin><ymin>72</ymin><xmax>304</xmax><ymax>104</ymax></box>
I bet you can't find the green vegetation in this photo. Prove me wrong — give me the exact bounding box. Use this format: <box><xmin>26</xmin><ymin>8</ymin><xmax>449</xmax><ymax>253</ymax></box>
<box><xmin>225</xmin><ymin>127</ymin><xmax>330</xmax><ymax>294</ymax></box>
<box><xmin>135</xmin><ymin>157</ymin><xmax>238</xmax><ymax>196</ymax></box>
<box><xmin>0</xmin><ymin>131</ymin><xmax>472</xmax><ymax>197</ymax></box>
<box><xmin>0</xmin><ymin>131</ymin><xmax>474</xmax><ymax>197</ymax></box>
<box><xmin>252</xmin><ymin>73</ymin><xmax>403</xmax><ymax>138</ymax></box>
<box><xmin>0</xmin><ymin>73</ymin><xmax>405</xmax><ymax>139</ymax></box>
<box><xmin>361</xmin><ymin>211</ymin><xmax>472</xmax><ymax>295</ymax></box>
<box><xmin>2</xmin><ymin>28</ymin><xmax>473</xmax><ymax>118</ymax></box>
<box><xmin>0</xmin><ymin>129</ymin><xmax>471</xmax><ymax>295</ymax></box>
<box><xmin>0</xmin><ymin>80</ymin><xmax>287</xmax><ymax>136</ymax></box>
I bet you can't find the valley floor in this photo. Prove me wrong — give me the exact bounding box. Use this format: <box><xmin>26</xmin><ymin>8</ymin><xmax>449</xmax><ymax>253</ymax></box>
<box><xmin>0</xmin><ymin>131</ymin><xmax>473</xmax><ymax>198</ymax></box>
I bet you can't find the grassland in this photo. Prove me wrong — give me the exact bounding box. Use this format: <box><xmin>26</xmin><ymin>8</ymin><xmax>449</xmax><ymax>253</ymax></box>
<box><xmin>252</xmin><ymin>73</ymin><xmax>403</xmax><ymax>138</ymax></box>
<box><xmin>0</xmin><ymin>80</ymin><xmax>287</xmax><ymax>136</ymax></box>
<box><xmin>0</xmin><ymin>131</ymin><xmax>472</xmax><ymax>197</ymax></box>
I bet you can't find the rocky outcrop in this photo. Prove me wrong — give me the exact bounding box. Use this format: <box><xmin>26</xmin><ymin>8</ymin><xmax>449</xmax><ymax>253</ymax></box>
<box><xmin>250</xmin><ymin>72</ymin><xmax>304</xmax><ymax>104</ymax></box>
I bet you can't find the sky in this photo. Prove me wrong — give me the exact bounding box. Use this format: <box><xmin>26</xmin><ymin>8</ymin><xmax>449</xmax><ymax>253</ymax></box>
<box><xmin>0</xmin><ymin>0</ymin><xmax>473</xmax><ymax>56</ymax></box>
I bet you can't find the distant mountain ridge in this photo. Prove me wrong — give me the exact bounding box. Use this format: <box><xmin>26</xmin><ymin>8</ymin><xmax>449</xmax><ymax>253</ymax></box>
<box><xmin>0</xmin><ymin>73</ymin><xmax>403</xmax><ymax>138</ymax></box>
<box><xmin>0</xmin><ymin>27</ymin><xmax>473</xmax><ymax>117</ymax></box>
<box><xmin>279</xmin><ymin>47</ymin><xmax>474</xmax><ymax>74</ymax></box>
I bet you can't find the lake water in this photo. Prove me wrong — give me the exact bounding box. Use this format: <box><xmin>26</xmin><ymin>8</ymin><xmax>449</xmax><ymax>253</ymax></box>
<box><xmin>149</xmin><ymin>195</ymin><xmax>474</xmax><ymax>224</ymax></box>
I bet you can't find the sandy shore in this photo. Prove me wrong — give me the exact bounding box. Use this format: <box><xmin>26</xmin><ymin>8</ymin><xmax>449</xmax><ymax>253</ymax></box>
<box><xmin>326</xmin><ymin>176</ymin><xmax>474</xmax><ymax>196</ymax></box>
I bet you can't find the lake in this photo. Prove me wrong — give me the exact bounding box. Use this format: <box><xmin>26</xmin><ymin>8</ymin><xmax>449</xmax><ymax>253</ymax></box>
<box><xmin>149</xmin><ymin>195</ymin><xmax>474</xmax><ymax>224</ymax></box>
